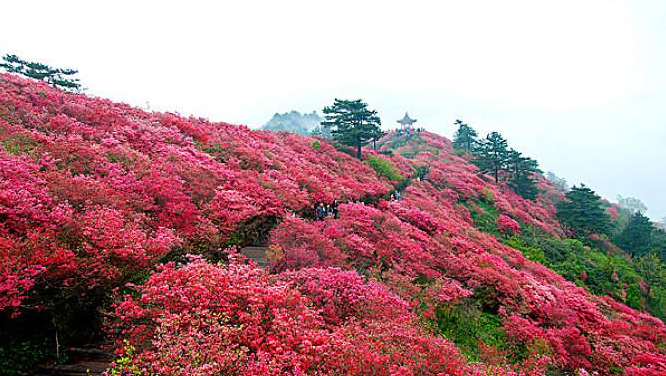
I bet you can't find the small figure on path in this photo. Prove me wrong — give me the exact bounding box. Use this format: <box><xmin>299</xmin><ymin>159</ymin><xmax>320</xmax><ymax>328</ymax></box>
<box><xmin>332</xmin><ymin>199</ymin><xmax>339</xmax><ymax>219</ymax></box>
<box><xmin>316</xmin><ymin>202</ymin><xmax>326</xmax><ymax>221</ymax></box>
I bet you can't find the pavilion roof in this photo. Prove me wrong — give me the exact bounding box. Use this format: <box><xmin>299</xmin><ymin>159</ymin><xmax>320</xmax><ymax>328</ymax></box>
<box><xmin>397</xmin><ymin>112</ymin><xmax>417</xmax><ymax>124</ymax></box>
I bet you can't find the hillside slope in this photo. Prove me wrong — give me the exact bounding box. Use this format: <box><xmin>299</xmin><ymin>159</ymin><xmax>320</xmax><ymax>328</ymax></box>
<box><xmin>1</xmin><ymin>73</ymin><xmax>664</xmax><ymax>375</ymax></box>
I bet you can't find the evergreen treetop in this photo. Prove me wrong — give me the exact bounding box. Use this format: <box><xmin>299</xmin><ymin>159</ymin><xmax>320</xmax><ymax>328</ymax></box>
<box><xmin>616</xmin><ymin>211</ymin><xmax>654</xmax><ymax>257</ymax></box>
<box><xmin>321</xmin><ymin>99</ymin><xmax>382</xmax><ymax>159</ymax></box>
<box><xmin>556</xmin><ymin>184</ymin><xmax>612</xmax><ymax>237</ymax></box>
<box><xmin>473</xmin><ymin>131</ymin><xmax>509</xmax><ymax>183</ymax></box>
<box><xmin>1</xmin><ymin>54</ymin><xmax>81</xmax><ymax>91</ymax></box>
<box><xmin>452</xmin><ymin>119</ymin><xmax>478</xmax><ymax>153</ymax></box>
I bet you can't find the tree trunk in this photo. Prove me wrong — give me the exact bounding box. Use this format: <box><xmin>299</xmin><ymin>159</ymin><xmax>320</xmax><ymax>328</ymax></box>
<box><xmin>356</xmin><ymin>142</ymin><xmax>362</xmax><ymax>159</ymax></box>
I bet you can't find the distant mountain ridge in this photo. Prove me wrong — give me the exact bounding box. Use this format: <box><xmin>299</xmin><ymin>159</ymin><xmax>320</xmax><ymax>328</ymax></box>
<box><xmin>261</xmin><ymin>110</ymin><xmax>322</xmax><ymax>135</ymax></box>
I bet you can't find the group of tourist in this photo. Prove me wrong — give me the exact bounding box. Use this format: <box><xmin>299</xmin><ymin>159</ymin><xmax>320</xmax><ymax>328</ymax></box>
<box><xmin>315</xmin><ymin>200</ymin><xmax>339</xmax><ymax>220</ymax></box>
<box><xmin>396</xmin><ymin>127</ymin><xmax>424</xmax><ymax>137</ymax></box>
<box><xmin>314</xmin><ymin>192</ymin><xmax>406</xmax><ymax>221</ymax></box>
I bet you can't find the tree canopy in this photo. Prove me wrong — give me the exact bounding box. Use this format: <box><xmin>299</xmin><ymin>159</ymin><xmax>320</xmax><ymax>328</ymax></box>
<box><xmin>1</xmin><ymin>54</ymin><xmax>81</xmax><ymax>91</ymax></box>
<box><xmin>473</xmin><ymin>132</ymin><xmax>509</xmax><ymax>183</ymax></box>
<box><xmin>556</xmin><ymin>185</ymin><xmax>611</xmax><ymax>237</ymax></box>
<box><xmin>615</xmin><ymin>211</ymin><xmax>654</xmax><ymax>257</ymax></box>
<box><xmin>321</xmin><ymin>99</ymin><xmax>382</xmax><ymax>159</ymax></box>
<box><xmin>452</xmin><ymin>119</ymin><xmax>478</xmax><ymax>153</ymax></box>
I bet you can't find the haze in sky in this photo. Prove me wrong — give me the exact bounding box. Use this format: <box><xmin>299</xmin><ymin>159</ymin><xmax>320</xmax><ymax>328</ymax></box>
<box><xmin>1</xmin><ymin>0</ymin><xmax>665</xmax><ymax>220</ymax></box>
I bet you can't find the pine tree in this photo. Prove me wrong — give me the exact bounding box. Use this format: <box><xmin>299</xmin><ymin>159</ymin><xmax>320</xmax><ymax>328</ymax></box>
<box><xmin>651</xmin><ymin>228</ymin><xmax>666</xmax><ymax>261</ymax></box>
<box><xmin>509</xmin><ymin>172</ymin><xmax>539</xmax><ymax>200</ymax></box>
<box><xmin>1</xmin><ymin>54</ymin><xmax>81</xmax><ymax>91</ymax></box>
<box><xmin>452</xmin><ymin>119</ymin><xmax>478</xmax><ymax>154</ymax></box>
<box><xmin>556</xmin><ymin>184</ymin><xmax>612</xmax><ymax>237</ymax></box>
<box><xmin>321</xmin><ymin>99</ymin><xmax>382</xmax><ymax>159</ymax></box>
<box><xmin>615</xmin><ymin>211</ymin><xmax>654</xmax><ymax>257</ymax></box>
<box><xmin>506</xmin><ymin>148</ymin><xmax>541</xmax><ymax>200</ymax></box>
<box><xmin>473</xmin><ymin>132</ymin><xmax>509</xmax><ymax>183</ymax></box>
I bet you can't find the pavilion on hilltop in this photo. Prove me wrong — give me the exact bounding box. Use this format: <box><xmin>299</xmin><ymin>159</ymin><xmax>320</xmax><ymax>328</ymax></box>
<box><xmin>397</xmin><ymin>112</ymin><xmax>417</xmax><ymax>131</ymax></box>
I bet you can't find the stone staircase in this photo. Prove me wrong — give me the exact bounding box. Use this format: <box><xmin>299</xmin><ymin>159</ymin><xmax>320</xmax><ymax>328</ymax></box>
<box><xmin>240</xmin><ymin>246</ymin><xmax>269</xmax><ymax>268</ymax></box>
<box><xmin>36</xmin><ymin>346</ymin><xmax>113</xmax><ymax>376</ymax></box>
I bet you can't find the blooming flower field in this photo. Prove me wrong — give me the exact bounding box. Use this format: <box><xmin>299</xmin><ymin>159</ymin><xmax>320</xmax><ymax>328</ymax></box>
<box><xmin>1</xmin><ymin>73</ymin><xmax>664</xmax><ymax>375</ymax></box>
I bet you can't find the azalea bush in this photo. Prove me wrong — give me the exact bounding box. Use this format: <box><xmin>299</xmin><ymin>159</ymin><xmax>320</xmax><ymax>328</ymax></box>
<box><xmin>497</xmin><ymin>214</ymin><xmax>521</xmax><ymax>234</ymax></box>
<box><xmin>106</xmin><ymin>257</ymin><xmax>474</xmax><ymax>376</ymax></box>
<box><xmin>1</xmin><ymin>73</ymin><xmax>665</xmax><ymax>375</ymax></box>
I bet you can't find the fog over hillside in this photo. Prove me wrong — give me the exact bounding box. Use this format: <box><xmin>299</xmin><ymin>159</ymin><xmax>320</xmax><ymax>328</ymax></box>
<box><xmin>261</xmin><ymin>110</ymin><xmax>322</xmax><ymax>135</ymax></box>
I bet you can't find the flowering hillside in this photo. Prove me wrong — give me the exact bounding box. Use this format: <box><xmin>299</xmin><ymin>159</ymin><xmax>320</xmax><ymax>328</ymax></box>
<box><xmin>1</xmin><ymin>73</ymin><xmax>665</xmax><ymax>375</ymax></box>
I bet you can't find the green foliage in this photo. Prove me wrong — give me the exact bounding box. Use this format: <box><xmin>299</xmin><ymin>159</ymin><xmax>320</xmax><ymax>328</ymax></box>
<box><xmin>473</xmin><ymin>132</ymin><xmax>509</xmax><ymax>183</ymax></box>
<box><xmin>107</xmin><ymin>340</ymin><xmax>143</xmax><ymax>376</ymax></box>
<box><xmin>505</xmin><ymin>236</ymin><xmax>546</xmax><ymax>264</ymax></box>
<box><xmin>506</xmin><ymin>149</ymin><xmax>541</xmax><ymax>200</ymax></box>
<box><xmin>366</xmin><ymin>155</ymin><xmax>403</xmax><ymax>181</ymax></box>
<box><xmin>331</xmin><ymin>141</ymin><xmax>356</xmax><ymax>157</ymax></box>
<box><xmin>452</xmin><ymin>119</ymin><xmax>478</xmax><ymax>154</ymax></box>
<box><xmin>509</xmin><ymin>172</ymin><xmax>539</xmax><ymax>200</ymax></box>
<box><xmin>470</xmin><ymin>131</ymin><xmax>541</xmax><ymax>199</ymax></box>
<box><xmin>495</xmin><ymin>224</ymin><xmax>666</xmax><ymax>320</ymax></box>
<box><xmin>452</xmin><ymin>148</ymin><xmax>466</xmax><ymax>157</ymax></box>
<box><xmin>467</xmin><ymin>201</ymin><xmax>501</xmax><ymax>237</ymax></box>
<box><xmin>651</xmin><ymin>228</ymin><xmax>666</xmax><ymax>261</ymax></box>
<box><xmin>321</xmin><ymin>98</ymin><xmax>382</xmax><ymax>159</ymax></box>
<box><xmin>615</xmin><ymin>211</ymin><xmax>653</xmax><ymax>257</ymax></box>
<box><xmin>0</xmin><ymin>335</ymin><xmax>51</xmax><ymax>375</ymax></box>
<box><xmin>625</xmin><ymin>283</ymin><xmax>643</xmax><ymax>310</ymax></box>
<box><xmin>311</xmin><ymin>139</ymin><xmax>320</xmax><ymax>150</ymax></box>
<box><xmin>436</xmin><ymin>301</ymin><xmax>507</xmax><ymax>361</ymax></box>
<box><xmin>1</xmin><ymin>134</ymin><xmax>35</xmax><ymax>155</ymax></box>
<box><xmin>0</xmin><ymin>312</ymin><xmax>56</xmax><ymax>376</ymax></box>
<box><xmin>1</xmin><ymin>54</ymin><xmax>81</xmax><ymax>91</ymax></box>
<box><xmin>557</xmin><ymin>185</ymin><xmax>611</xmax><ymax>237</ymax></box>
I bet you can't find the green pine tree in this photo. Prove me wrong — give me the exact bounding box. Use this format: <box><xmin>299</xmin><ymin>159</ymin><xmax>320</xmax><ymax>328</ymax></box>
<box><xmin>473</xmin><ymin>132</ymin><xmax>509</xmax><ymax>183</ymax></box>
<box><xmin>452</xmin><ymin>119</ymin><xmax>478</xmax><ymax>154</ymax></box>
<box><xmin>651</xmin><ymin>228</ymin><xmax>666</xmax><ymax>261</ymax></box>
<box><xmin>1</xmin><ymin>54</ymin><xmax>81</xmax><ymax>91</ymax></box>
<box><xmin>509</xmin><ymin>172</ymin><xmax>539</xmax><ymax>200</ymax></box>
<box><xmin>321</xmin><ymin>99</ymin><xmax>382</xmax><ymax>159</ymax></box>
<box><xmin>615</xmin><ymin>211</ymin><xmax>654</xmax><ymax>257</ymax></box>
<box><xmin>556</xmin><ymin>184</ymin><xmax>612</xmax><ymax>237</ymax></box>
<box><xmin>506</xmin><ymin>148</ymin><xmax>541</xmax><ymax>200</ymax></box>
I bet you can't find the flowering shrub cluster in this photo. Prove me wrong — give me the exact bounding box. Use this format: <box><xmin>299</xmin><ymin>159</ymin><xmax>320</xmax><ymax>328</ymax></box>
<box><xmin>2</xmin><ymin>73</ymin><xmax>665</xmax><ymax>375</ymax></box>
<box><xmin>0</xmin><ymin>73</ymin><xmax>390</xmax><ymax>312</ymax></box>
<box><xmin>107</xmin><ymin>257</ymin><xmax>474</xmax><ymax>376</ymax></box>
<box><xmin>269</xmin><ymin>180</ymin><xmax>666</xmax><ymax>374</ymax></box>
<box><xmin>496</xmin><ymin>214</ymin><xmax>521</xmax><ymax>234</ymax></box>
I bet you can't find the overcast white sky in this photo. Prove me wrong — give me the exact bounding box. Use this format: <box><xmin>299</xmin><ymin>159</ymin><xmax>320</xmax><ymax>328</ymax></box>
<box><xmin>1</xmin><ymin>0</ymin><xmax>665</xmax><ymax>220</ymax></box>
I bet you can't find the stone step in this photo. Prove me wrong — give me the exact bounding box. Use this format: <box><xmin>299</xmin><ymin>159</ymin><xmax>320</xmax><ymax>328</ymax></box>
<box><xmin>38</xmin><ymin>361</ymin><xmax>110</xmax><ymax>375</ymax></box>
<box><xmin>36</xmin><ymin>346</ymin><xmax>113</xmax><ymax>376</ymax></box>
<box><xmin>240</xmin><ymin>246</ymin><xmax>269</xmax><ymax>268</ymax></box>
